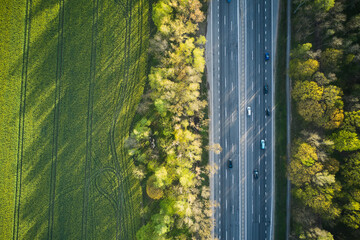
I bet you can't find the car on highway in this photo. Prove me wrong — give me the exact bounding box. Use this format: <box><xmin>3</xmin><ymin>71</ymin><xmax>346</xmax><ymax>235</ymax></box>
<box><xmin>228</xmin><ymin>159</ymin><xmax>233</xmax><ymax>168</ymax></box>
<box><xmin>247</xmin><ymin>106</ymin><xmax>252</xmax><ymax>116</ymax></box>
<box><xmin>261</xmin><ymin>139</ymin><xmax>266</xmax><ymax>149</ymax></box>
<box><xmin>253</xmin><ymin>169</ymin><xmax>259</xmax><ymax>179</ymax></box>
<box><xmin>265</xmin><ymin>52</ymin><xmax>270</xmax><ymax>61</ymax></box>
<box><xmin>265</xmin><ymin>107</ymin><xmax>271</xmax><ymax>116</ymax></box>
<box><xmin>264</xmin><ymin>84</ymin><xmax>269</xmax><ymax>94</ymax></box>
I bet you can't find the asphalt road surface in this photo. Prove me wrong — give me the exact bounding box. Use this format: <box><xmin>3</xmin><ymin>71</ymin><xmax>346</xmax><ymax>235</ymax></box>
<box><xmin>206</xmin><ymin>0</ymin><xmax>278</xmax><ymax>239</ymax></box>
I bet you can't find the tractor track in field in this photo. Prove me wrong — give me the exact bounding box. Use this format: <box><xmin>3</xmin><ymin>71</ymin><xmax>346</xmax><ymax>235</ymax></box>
<box><xmin>13</xmin><ymin>0</ymin><xmax>32</xmax><ymax>239</ymax></box>
<box><xmin>81</xmin><ymin>0</ymin><xmax>99</xmax><ymax>238</ymax></box>
<box><xmin>108</xmin><ymin>0</ymin><xmax>134</xmax><ymax>238</ymax></box>
<box><xmin>47</xmin><ymin>0</ymin><xmax>64</xmax><ymax>238</ymax></box>
<box><xmin>118</xmin><ymin>0</ymin><xmax>146</xmax><ymax>237</ymax></box>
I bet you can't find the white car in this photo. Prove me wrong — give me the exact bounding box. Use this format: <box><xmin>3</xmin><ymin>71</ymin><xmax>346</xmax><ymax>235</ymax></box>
<box><xmin>261</xmin><ymin>139</ymin><xmax>266</xmax><ymax>149</ymax></box>
<box><xmin>247</xmin><ymin>107</ymin><xmax>252</xmax><ymax>116</ymax></box>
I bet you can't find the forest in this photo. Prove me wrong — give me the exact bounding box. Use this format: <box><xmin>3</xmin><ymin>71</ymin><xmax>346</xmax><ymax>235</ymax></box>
<box><xmin>126</xmin><ymin>0</ymin><xmax>213</xmax><ymax>239</ymax></box>
<box><xmin>289</xmin><ymin>0</ymin><xmax>360</xmax><ymax>239</ymax></box>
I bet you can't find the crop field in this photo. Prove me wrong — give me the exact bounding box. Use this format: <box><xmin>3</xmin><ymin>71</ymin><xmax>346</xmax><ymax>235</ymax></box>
<box><xmin>0</xmin><ymin>0</ymin><xmax>149</xmax><ymax>239</ymax></box>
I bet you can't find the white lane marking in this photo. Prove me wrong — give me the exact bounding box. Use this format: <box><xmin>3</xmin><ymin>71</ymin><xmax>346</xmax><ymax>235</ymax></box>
<box><xmin>265</xmin><ymin>69</ymin><xmax>267</xmax><ymax>73</ymax></box>
<box><xmin>265</xmin><ymin>99</ymin><xmax>267</xmax><ymax>104</ymax></box>
<box><xmin>265</xmin><ymin>8</ymin><xmax>267</xmax><ymax>12</ymax></box>
<box><xmin>225</xmin><ymin>77</ymin><xmax>227</xmax><ymax>88</ymax></box>
<box><xmin>224</xmin><ymin>46</ymin><xmax>226</xmax><ymax>56</ymax></box>
<box><xmin>265</xmin><ymin>184</ymin><xmax>267</xmax><ymax>188</ymax></box>
<box><xmin>259</xmin><ymin>95</ymin><xmax>260</xmax><ymax>104</ymax></box>
<box><xmin>226</xmin><ymin>231</ymin><xmax>228</xmax><ymax>240</ymax></box>
<box><xmin>252</xmin><ymin>51</ymin><xmax>253</xmax><ymax>60</ymax></box>
<box><xmin>265</xmin><ymin>38</ymin><xmax>267</xmax><ymax>42</ymax></box>
<box><xmin>258</xmin><ymin>33</ymin><xmax>260</xmax><ymax>43</ymax></box>
<box><xmin>265</xmin><ymin>15</ymin><xmax>267</xmax><ymax>20</ymax></box>
<box><xmin>265</xmin><ymin>23</ymin><xmax>267</xmax><ymax>27</ymax></box>
<box><xmin>258</xmin><ymin>64</ymin><xmax>260</xmax><ymax>73</ymax></box>
<box><xmin>252</xmin><ymin>81</ymin><xmax>254</xmax><ymax>90</ymax></box>
<box><xmin>252</xmin><ymin>20</ymin><xmax>253</xmax><ymax>30</ymax></box>
<box><xmin>265</xmin><ymin>1</ymin><xmax>267</xmax><ymax>4</ymax></box>
<box><xmin>265</xmin><ymin>30</ymin><xmax>267</xmax><ymax>35</ymax></box>
<box><xmin>231</xmin><ymin>51</ymin><xmax>233</xmax><ymax>61</ymax></box>
<box><xmin>224</xmin><ymin>16</ymin><xmax>226</xmax><ymax>25</ymax></box>
<box><xmin>226</xmin><ymin>199</ymin><xmax>228</xmax><ymax>210</ymax></box>
<box><xmin>258</xmin><ymin>3</ymin><xmax>260</xmax><ymax>13</ymax></box>
<box><xmin>265</xmin><ymin>46</ymin><xmax>267</xmax><ymax>50</ymax></box>
<box><xmin>231</xmin><ymin>21</ymin><xmax>232</xmax><ymax>31</ymax></box>
<box><xmin>252</xmin><ymin>202</ymin><xmax>254</xmax><ymax>214</ymax></box>
<box><xmin>225</xmin><ymin>139</ymin><xmax>227</xmax><ymax>149</ymax></box>
<box><xmin>252</xmin><ymin>143</ymin><xmax>254</xmax><ymax>152</ymax></box>
<box><xmin>259</xmin><ymin>215</ymin><xmax>261</xmax><ymax>223</ymax></box>
<box><xmin>232</xmin><ymin>205</ymin><xmax>234</xmax><ymax>214</ymax></box>
<box><xmin>232</xmin><ymin>175</ymin><xmax>234</xmax><ymax>184</ymax></box>
<box><xmin>265</xmin><ymin>130</ymin><xmax>267</xmax><ymax>134</ymax></box>
<box><xmin>219</xmin><ymin>181</ymin><xmax>221</xmax><ymax>186</ymax></box>
<box><xmin>232</xmin><ymin>82</ymin><xmax>234</xmax><ymax>91</ymax></box>
<box><xmin>225</xmin><ymin>107</ymin><xmax>227</xmax><ymax>117</ymax></box>
<box><xmin>265</xmin><ymin>176</ymin><xmax>267</xmax><ymax>180</ymax></box>
<box><xmin>226</xmin><ymin>169</ymin><xmax>227</xmax><ymax>179</ymax></box>
<box><xmin>265</xmin><ymin>76</ymin><xmax>267</xmax><ymax>80</ymax></box>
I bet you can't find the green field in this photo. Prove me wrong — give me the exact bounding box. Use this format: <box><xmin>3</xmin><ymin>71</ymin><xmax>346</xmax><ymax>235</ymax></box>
<box><xmin>0</xmin><ymin>0</ymin><xmax>149</xmax><ymax>239</ymax></box>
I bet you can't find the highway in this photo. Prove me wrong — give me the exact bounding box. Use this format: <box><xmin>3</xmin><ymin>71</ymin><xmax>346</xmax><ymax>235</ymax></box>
<box><xmin>206</xmin><ymin>0</ymin><xmax>278</xmax><ymax>239</ymax></box>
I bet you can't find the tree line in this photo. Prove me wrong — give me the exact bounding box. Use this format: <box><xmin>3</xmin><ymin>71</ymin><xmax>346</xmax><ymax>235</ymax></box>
<box><xmin>126</xmin><ymin>0</ymin><xmax>213</xmax><ymax>239</ymax></box>
<box><xmin>290</xmin><ymin>0</ymin><xmax>360</xmax><ymax>239</ymax></box>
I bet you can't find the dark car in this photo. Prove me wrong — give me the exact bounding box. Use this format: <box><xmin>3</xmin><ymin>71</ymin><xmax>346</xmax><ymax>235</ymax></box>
<box><xmin>265</xmin><ymin>52</ymin><xmax>270</xmax><ymax>61</ymax></box>
<box><xmin>253</xmin><ymin>169</ymin><xmax>259</xmax><ymax>179</ymax></box>
<box><xmin>265</xmin><ymin>107</ymin><xmax>271</xmax><ymax>116</ymax></box>
<box><xmin>264</xmin><ymin>84</ymin><xmax>269</xmax><ymax>94</ymax></box>
<box><xmin>228</xmin><ymin>159</ymin><xmax>233</xmax><ymax>168</ymax></box>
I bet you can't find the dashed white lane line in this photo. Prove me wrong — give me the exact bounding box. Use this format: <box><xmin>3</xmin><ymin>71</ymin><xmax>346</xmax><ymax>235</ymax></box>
<box><xmin>226</xmin><ymin>199</ymin><xmax>228</xmax><ymax>210</ymax></box>
<box><xmin>265</xmin><ymin>99</ymin><xmax>267</xmax><ymax>104</ymax></box>
<box><xmin>225</xmin><ymin>77</ymin><xmax>227</xmax><ymax>88</ymax></box>
<box><xmin>232</xmin><ymin>175</ymin><xmax>234</xmax><ymax>185</ymax></box>
<box><xmin>252</xmin><ymin>143</ymin><xmax>254</xmax><ymax>152</ymax></box>
<box><xmin>265</xmin><ymin>8</ymin><xmax>267</xmax><ymax>12</ymax></box>
<box><xmin>231</xmin><ymin>21</ymin><xmax>232</xmax><ymax>31</ymax></box>
<box><xmin>265</xmin><ymin>23</ymin><xmax>267</xmax><ymax>27</ymax></box>
<box><xmin>265</xmin><ymin>30</ymin><xmax>267</xmax><ymax>35</ymax></box>
<box><xmin>231</xmin><ymin>51</ymin><xmax>233</xmax><ymax>60</ymax></box>
<box><xmin>258</xmin><ymin>3</ymin><xmax>260</xmax><ymax>13</ymax></box>
<box><xmin>258</xmin><ymin>33</ymin><xmax>260</xmax><ymax>43</ymax></box>
<box><xmin>225</xmin><ymin>138</ymin><xmax>227</xmax><ymax>148</ymax></box>
<box><xmin>259</xmin><ymin>95</ymin><xmax>260</xmax><ymax>104</ymax></box>
<box><xmin>224</xmin><ymin>16</ymin><xmax>226</xmax><ymax>25</ymax></box>
<box><xmin>226</xmin><ymin>169</ymin><xmax>227</xmax><ymax>179</ymax></box>
<box><xmin>252</xmin><ymin>20</ymin><xmax>254</xmax><ymax>30</ymax></box>
<box><xmin>225</xmin><ymin>107</ymin><xmax>227</xmax><ymax>117</ymax></box>
<box><xmin>252</xmin><ymin>81</ymin><xmax>254</xmax><ymax>90</ymax></box>
<box><xmin>252</xmin><ymin>51</ymin><xmax>254</xmax><ymax>60</ymax></box>
<box><xmin>258</xmin><ymin>64</ymin><xmax>260</xmax><ymax>73</ymax></box>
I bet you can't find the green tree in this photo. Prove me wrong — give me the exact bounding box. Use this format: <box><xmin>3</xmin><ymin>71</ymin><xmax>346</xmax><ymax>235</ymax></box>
<box><xmin>320</xmin><ymin>48</ymin><xmax>343</xmax><ymax>74</ymax></box>
<box><xmin>314</xmin><ymin>0</ymin><xmax>335</xmax><ymax>11</ymax></box>
<box><xmin>290</xmin><ymin>58</ymin><xmax>320</xmax><ymax>80</ymax></box>
<box><xmin>152</xmin><ymin>1</ymin><xmax>173</xmax><ymax>28</ymax></box>
<box><xmin>331</xmin><ymin>130</ymin><xmax>360</xmax><ymax>152</ymax></box>
<box><xmin>292</xmin><ymin>81</ymin><xmax>323</xmax><ymax>102</ymax></box>
<box><xmin>289</xmin><ymin>142</ymin><xmax>323</xmax><ymax>186</ymax></box>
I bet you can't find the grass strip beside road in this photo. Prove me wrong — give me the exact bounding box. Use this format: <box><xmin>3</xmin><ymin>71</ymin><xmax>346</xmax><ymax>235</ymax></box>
<box><xmin>274</xmin><ymin>0</ymin><xmax>288</xmax><ymax>239</ymax></box>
